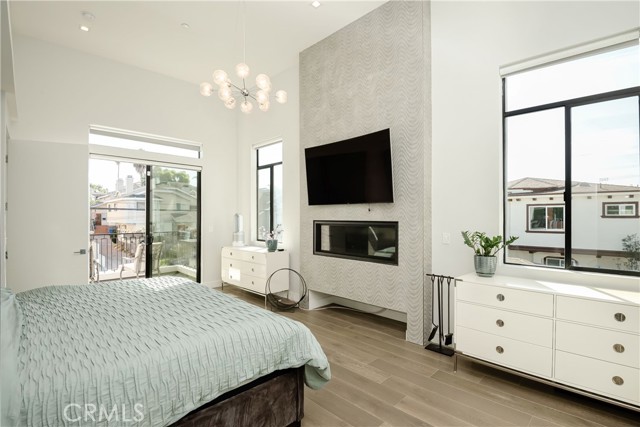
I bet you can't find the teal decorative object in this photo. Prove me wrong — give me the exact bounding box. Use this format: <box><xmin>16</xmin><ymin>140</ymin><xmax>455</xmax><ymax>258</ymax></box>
<box><xmin>266</xmin><ymin>239</ymin><xmax>278</xmax><ymax>252</ymax></box>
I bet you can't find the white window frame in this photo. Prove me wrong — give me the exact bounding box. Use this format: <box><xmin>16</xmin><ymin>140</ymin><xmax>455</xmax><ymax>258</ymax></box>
<box><xmin>602</xmin><ymin>202</ymin><xmax>638</xmax><ymax>217</ymax></box>
<box><xmin>527</xmin><ymin>204</ymin><xmax>565</xmax><ymax>232</ymax></box>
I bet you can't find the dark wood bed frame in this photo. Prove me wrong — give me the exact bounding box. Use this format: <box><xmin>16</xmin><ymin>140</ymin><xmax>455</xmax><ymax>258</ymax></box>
<box><xmin>172</xmin><ymin>367</ymin><xmax>305</xmax><ymax>427</ymax></box>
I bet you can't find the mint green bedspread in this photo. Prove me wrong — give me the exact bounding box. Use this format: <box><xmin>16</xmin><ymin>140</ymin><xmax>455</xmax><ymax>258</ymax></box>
<box><xmin>13</xmin><ymin>277</ymin><xmax>330</xmax><ymax>426</ymax></box>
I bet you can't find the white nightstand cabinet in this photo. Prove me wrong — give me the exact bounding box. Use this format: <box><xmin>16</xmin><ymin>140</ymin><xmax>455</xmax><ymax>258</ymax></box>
<box><xmin>221</xmin><ymin>246</ymin><xmax>289</xmax><ymax>296</ymax></box>
<box><xmin>455</xmin><ymin>274</ymin><xmax>640</xmax><ymax>411</ymax></box>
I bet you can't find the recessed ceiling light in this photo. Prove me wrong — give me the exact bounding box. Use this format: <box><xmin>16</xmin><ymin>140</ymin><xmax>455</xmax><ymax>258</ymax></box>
<box><xmin>311</xmin><ymin>1</ymin><xmax>321</xmax><ymax>8</ymax></box>
<box><xmin>79</xmin><ymin>25</ymin><xmax>90</xmax><ymax>32</ymax></box>
<box><xmin>81</xmin><ymin>11</ymin><xmax>95</xmax><ymax>21</ymax></box>
<box><xmin>181</xmin><ymin>23</ymin><xmax>191</xmax><ymax>30</ymax></box>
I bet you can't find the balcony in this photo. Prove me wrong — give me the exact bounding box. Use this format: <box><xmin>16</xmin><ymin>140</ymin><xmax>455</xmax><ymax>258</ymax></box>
<box><xmin>90</xmin><ymin>231</ymin><xmax>197</xmax><ymax>281</ymax></box>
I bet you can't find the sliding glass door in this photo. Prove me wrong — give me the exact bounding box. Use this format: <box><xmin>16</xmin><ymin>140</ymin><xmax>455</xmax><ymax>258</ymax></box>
<box><xmin>148</xmin><ymin>165</ymin><xmax>200</xmax><ymax>281</ymax></box>
<box><xmin>89</xmin><ymin>160</ymin><xmax>200</xmax><ymax>282</ymax></box>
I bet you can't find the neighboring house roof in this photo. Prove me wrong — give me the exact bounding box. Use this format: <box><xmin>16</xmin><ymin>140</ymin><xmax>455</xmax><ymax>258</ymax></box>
<box><xmin>508</xmin><ymin>177</ymin><xmax>640</xmax><ymax>196</ymax></box>
<box><xmin>91</xmin><ymin>185</ymin><xmax>196</xmax><ymax>208</ymax></box>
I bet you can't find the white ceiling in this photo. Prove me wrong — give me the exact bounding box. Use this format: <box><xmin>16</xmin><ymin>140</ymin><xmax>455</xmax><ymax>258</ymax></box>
<box><xmin>9</xmin><ymin>0</ymin><xmax>386</xmax><ymax>86</ymax></box>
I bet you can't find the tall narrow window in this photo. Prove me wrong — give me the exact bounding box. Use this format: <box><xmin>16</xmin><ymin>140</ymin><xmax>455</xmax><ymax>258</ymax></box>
<box><xmin>256</xmin><ymin>142</ymin><xmax>283</xmax><ymax>241</ymax></box>
<box><xmin>504</xmin><ymin>40</ymin><xmax>640</xmax><ymax>276</ymax></box>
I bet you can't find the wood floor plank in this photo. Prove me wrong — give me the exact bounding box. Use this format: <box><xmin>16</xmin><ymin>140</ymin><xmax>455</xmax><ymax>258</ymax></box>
<box><xmin>394</xmin><ymin>396</ymin><xmax>475</xmax><ymax>427</ymax></box>
<box><xmin>431</xmin><ymin>370</ymin><xmax>609</xmax><ymax>427</ymax></box>
<box><xmin>369</xmin><ymin>358</ymin><xmax>439</xmax><ymax>385</ymax></box>
<box><xmin>383</xmin><ymin>375</ymin><xmax>532</xmax><ymax>426</ymax></box>
<box><xmin>325</xmin><ymin>349</ymin><xmax>391</xmax><ymax>384</ymax></box>
<box><xmin>302</xmin><ymin>398</ymin><xmax>354</xmax><ymax>427</ymax></box>
<box><xmin>478</xmin><ymin>373</ymin><xmax>640</xmax><ymax>427</ymax></box>
<box><xmin>329</xmin><ymin>362</ymin><xmax>403</xmax><ymax>405</ymax></box>
<box><xmin>528</xmin><ymin>416</ymin><xmax>569</xmax><ymax>427</ymax></box>
<box><xmin>307</xmin><ymin>387</ymin><xmax>384</xmax><ymax>427</ymax></box>
<box><xmin>327</xmin><ymin>376</ymin><xmax>429</xmax><ymax>427</ymax></box>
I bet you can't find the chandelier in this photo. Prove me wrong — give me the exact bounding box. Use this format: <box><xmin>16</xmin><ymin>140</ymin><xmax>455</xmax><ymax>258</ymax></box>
<box><xmin>199</xmin><ymin>3</ymin><xmax>287</xmax><ymax>114</ymax></box>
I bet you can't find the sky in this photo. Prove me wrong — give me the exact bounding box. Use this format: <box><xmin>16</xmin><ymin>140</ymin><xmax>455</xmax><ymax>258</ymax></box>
<box><xmin>89</xmin><ymin>159</ymin><xmax>141</xmax><ymax>192</ymax></box>
<box><xmin>506</xmin><ymin>44</ymin><xmax>640</xmax><ymax>187</ymax></box>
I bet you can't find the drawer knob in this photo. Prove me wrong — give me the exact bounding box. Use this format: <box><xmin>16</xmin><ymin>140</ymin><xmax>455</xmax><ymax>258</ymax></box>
<box><xmin>251</xmin><ymin>281</ymin><xmax>254</xmax><ymax>285</ymax></box>
<box><xmin>613</xmin><ymin>344</ymin><xmax>625</xmax><ymax>353</ymax></box>
<box><xmin>496</xmin><ymin>319</ymin><xmax>504</xmax><ymax>327</ymax></box>
<box><xmin>612</xmin><ymin>376</ymin><xmax>624</xmax><ymax>386</ymax></box>
<box><xmin>495</xmin><ymin>346</ymin><xmax>504</xmax><ymax>354</ymax></box>
<box><xmin>496</xmin><ymin>294</ymin><xmax>505</xmax><ymax>302</ymax></box>
<box><xmin>230</xmin><ymin>263</ymin><xmax>233</xmax><ymax>267</ymax></box>
<box><xmin>252</xmin><ymin>268</ymin><xmax>255</xmax><ymax>272</ymax></box>
<box><xmin>614</xmin><ymin>313</ymin><xmax>626</xmax><ymax>322</ymax></box>
<box><xmin>252</xmin><ymin>256</ymin><xmax>255</xmax><ymax>260</ymax></box>
<box><xmin>230</xmin><ymin>252</ymin><xmax>233</xmax><ymax>256</ymax></box>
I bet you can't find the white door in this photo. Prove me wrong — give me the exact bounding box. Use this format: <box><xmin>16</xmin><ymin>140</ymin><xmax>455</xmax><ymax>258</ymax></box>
<box><xmin>7</xmin><ymin>140</ymin><xmax>88</xmax><ymax>291</ymax></box>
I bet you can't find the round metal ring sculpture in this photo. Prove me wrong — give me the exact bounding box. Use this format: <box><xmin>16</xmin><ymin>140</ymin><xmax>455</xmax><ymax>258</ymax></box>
<box><xmin>265</xmin><ymin>268</ymin><xmax>308</xmax><ymax>310</ymax></box>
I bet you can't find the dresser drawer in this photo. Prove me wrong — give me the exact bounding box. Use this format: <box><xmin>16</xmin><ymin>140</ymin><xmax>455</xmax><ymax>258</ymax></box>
<box><xmin>557</xmin><ymin>296</ymin><xmax>639</xmax><ymax>334</ymax></box>
<box><xmin>555</xmin><ymin>351</ymin><xmax>640</xmax><ymax>405</ymax></box>
<box><xmin>222</xmin><ymin>268</ymin><xmax>241</xmax><ymax>284</ymax></box>
<box><xmin>221</xmin><ymin>257</ymin><xmax>242</xmax><ymax>271</ymax></box>
<box><xmin>457</xmin><ymin>302</ymin><xmax>552</xmax><ymax>347</ymax></box>
<box><xmin>556</xmin><ymin>321</ymin><xmax>639</xmax><ymax>368</ymax></box>
<box><xmin>456</xmin><ymin>326</ymin><xmax>552</xmax><ymax>377</ymax></box>
<box><xmin>457</xmin><ymin>282</ymin><xmax>553</xmax><ymax>317</ymax></box>
<box><xmin>221</xmin><ymin>247</ymin><xmax>243</xmax><ymax>259</ymax></box>
<box><xmin>240</xmin><ymin>274</ymin><xmax>267</xmax><ymax>294</ymax></box>
<box><xmin>243</xmin><ymin>261</ymin><xmax>267</xmax><ymax>278</ymax></box>
<box><xmin>241</xmin><ymin>251</ymin><xmax>266</xmax><ymax>264</ymax></box>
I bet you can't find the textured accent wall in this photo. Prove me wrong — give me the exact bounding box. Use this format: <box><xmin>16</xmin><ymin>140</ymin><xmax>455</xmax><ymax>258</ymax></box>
<box><xmin>300</xmin><ymin>1</ymin><xmax>431</xmax><ymax>344</ymax></box>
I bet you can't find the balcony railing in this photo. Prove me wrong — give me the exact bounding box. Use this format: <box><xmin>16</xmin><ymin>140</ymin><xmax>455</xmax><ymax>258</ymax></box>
<box><xmin>90</xmin><ymin>231</ymin><xmax>197</xmax><ymax>280</ymax></box>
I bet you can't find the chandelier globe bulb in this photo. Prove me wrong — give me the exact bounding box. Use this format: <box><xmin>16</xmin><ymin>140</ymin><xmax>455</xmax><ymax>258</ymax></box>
<box><xmin>212</xmin><ymin>70</ymin><xmax>228</xmax><ymax>86</ymax></box>
<box><xmin>200</xmin><ymin>82</ymin><xmax>214</xmax><ymax>97</ymax></box>
<box><xmin>275</xmin><ymin>90</ymin><xmax>288</xmax><ymax>104</ymax></box>
<box><xmin>240</xmin><ymin>99</ymin><xmax>253</xmax><ymax>114</ymax></box>
<box><xmin>236</xmin><ymin>63</ymin><xmax>250</xmax><ymax>79</ymax></box>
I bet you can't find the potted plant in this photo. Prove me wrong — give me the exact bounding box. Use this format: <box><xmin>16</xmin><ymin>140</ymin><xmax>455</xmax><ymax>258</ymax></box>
<box><xmin>461</xmin><ymin>231</ymin><xmax>518</xmax><ymax>277</ymax></box>
<box><xmin>260</xmin><ymin>225</ymin><xmax>283</xmax><ymax>252</ymax></box>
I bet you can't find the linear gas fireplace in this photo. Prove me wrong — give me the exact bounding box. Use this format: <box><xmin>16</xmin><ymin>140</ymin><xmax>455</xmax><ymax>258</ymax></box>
<box><xmin>313</xmin><ymin>220</ymin><xmax>398</xmax><ymax>265</ymax></box>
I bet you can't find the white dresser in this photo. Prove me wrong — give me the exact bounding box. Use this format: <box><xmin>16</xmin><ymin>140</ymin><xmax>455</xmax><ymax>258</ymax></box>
<box><xmin>455</xmin><ymin>273</ymin><xmax>640</xmax><ymax>410</ymax></box>
<box><xmin>221</xmin><ymin>246</ymin><xmax>289</xmax><ymax>295</ymax></box>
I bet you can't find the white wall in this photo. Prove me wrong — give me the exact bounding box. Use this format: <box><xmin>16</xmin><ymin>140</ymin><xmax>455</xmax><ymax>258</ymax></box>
<box><xmin>236</xmin><ymin>65</ymin><xmax>301</xmax><ymax>272</ymax></box>
<box><xmin>0</xmin><ymin>93</ymin><xmax>7</xmax><ymax>288</ymax></box>
<box><xmin>431</xmin><ymin>0</ymin><xmax>640</xmax><ymax>287</ymax></box>
<box><xmin>8</xmin><ymin>35</ymin><xmax>237</xmax><ymax>288</ymax></box>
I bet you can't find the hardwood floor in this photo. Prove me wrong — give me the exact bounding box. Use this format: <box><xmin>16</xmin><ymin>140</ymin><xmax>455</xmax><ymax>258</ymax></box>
<box><xmin>220</xmin><ymin>287</ymin><xmax>639</xmax><ymax>427</ymax></box>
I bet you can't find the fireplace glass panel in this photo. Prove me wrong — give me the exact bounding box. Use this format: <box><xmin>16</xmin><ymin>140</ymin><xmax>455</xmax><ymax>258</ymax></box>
<box><xmin>314</xmin><ymin>221</ymin><xmax>398</xmax><ymax>265</ymax></box>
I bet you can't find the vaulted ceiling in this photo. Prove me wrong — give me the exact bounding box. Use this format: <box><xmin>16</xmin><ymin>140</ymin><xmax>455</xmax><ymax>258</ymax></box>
<box><xmin>9</xmin><ymin>1</ymin><xmax>385</xmax><ymax>85</ymax></box>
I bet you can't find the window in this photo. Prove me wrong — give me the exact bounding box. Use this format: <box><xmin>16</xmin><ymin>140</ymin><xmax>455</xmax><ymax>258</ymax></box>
<box><xmin>544</xmin><ymin>256</ymin><xmax>578</xmax><ymax>267</ymax></box>
<box><xmin>603</xmin><ymin>202</ymin><xmax>638</xmax><ymax>217</ymax></box>
<box><xmin>90</xmin><ymin>126</ymin><xmax>201</xmax><ymax>159</ymax></box>
<box><xmin>256</xmin><ymin>142</ymin><xmax>283</xmax><ymax>241</ymax></box>
<box><xmin>504</xmin><ymin>40</ymin><xmax>640</xmax><ymax>276</ymax></box>
<box><xmin>527</xmin><ymin>205</ymin><xmax>564</xmax><ymax>232</ymax></box>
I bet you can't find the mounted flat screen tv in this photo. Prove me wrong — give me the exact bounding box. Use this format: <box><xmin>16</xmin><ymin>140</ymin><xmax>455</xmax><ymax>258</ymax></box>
<box><xmin>305</xmin><ymin>129</ymin><xmax>393</xmax><ymax>205</ymax></box>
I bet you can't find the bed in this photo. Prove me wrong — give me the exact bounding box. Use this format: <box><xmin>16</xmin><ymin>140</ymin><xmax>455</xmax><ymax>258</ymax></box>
<box><xmin>0</xmin><ymin>277</ymin><xmax>330</xmax><ymax>426</ymax></box>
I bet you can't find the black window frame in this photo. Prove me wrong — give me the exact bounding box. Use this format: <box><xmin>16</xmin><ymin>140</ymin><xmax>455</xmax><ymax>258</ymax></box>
<box><xmin>256</xmin><ymin>142</ymin><xmax>283</xmax><ymax>242</ymax></box>
<box><xmin>503</xmin><ymin>79</ymin><xmax>640</xmax><ymax>277</ymax></box>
